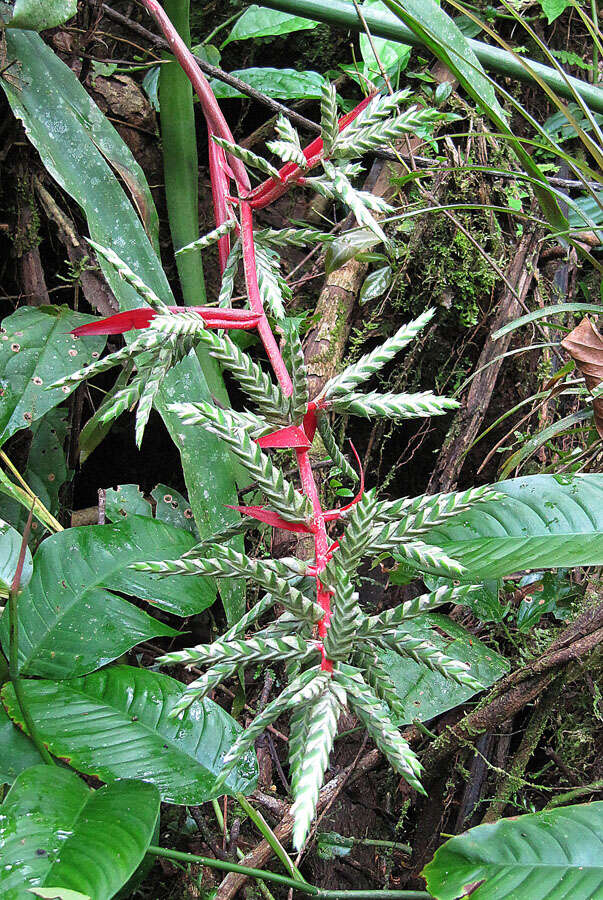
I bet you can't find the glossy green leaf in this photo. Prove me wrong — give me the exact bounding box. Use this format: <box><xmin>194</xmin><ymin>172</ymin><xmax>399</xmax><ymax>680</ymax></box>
<box><xmin>0</xmin><ymin>518</ymin><xmax>32</xmax><ymax>592</ymax></box>
<box><xmin>105</xmin><ymin>483</ymin><xmax>198</xmax><ymax>536</ymax></box>
<box><xmin>29</xmin><ymin>889</ymin><xmax>90</xmax><ymax>899</ymax></box>
<box><xmin>2</xmin><ymin>27</ymin><xmax>243</xmax><ymax>623</ymax></box>
<box><xmin>211</xmin><ymin>67</ymin><xmax>326</xmax><ymax>100</ymax></box>
<box><xmin>2</xmin><ymin>666</ymin><xmax>258</xmax><ymax>802</ymax></box>
<box><xmin>325</xmin><ymin>229</ymin><xmax>381</xmax><ymax>276</ymax></box>
<box><xmin>151</xmin><ymin>484</ymin><xmax>198</xmax><ymax>536</ymax></box>
<box><xmin>0</xmin><ymin>306</ymin><xmax>105</xmax><ymax>447</ymax></box>
<box><xmin>423</xmin><ymin>801</ymin><xmax>603</xmax><ymax>900</ymax></box>
<box><xmin>359</xmin><ymin>0</ymin><xmax>411</xmax><ymax>80</ymax></box>
<box><xmin>359</xmin><ymin>265</ymin><xmax>393</xmax><ymax>305</ymax></box>
<box><xmin>105</xmin><ymin>485</ymin><xmax>152</xmax><ymax>523</ymax></box>
<box><xmin>222</xmin><ymin>5</ymin><xmax>318</xmax><ymax>45</ymax></box>
<box><xmin>379</xmin><ymin>613</ymin><xmax>509</xmax><ymax>724</ymax></box>
<box><xmin>0</xmin><ymin>704</ymin><xmax>43</xmax><ymax>785</ymax></box>
<box><xmin>540</xmin><ymin>0</ymin><xmax>573</xmax><ymax>25</ymax></box>
<box><xmin>8</xmin><ymin>0</ymin><xmax>76</xmax><ymax>30</ymax></box>
<box><xmin>0</xmin><ymin>410</ymin><xmax>70</xmax><ymax>539</ymax></box>
<box><xmin>424</xmin><ymin>474</ymin><xmax>603</xmax><ymax>580</ymax></box>
<box><xmin>0</xmin><ymin>765</ymin><xmax>159</xmax><ymax>900</ymax></box>
<box><xmin>0</xmin><ymin>516</ymin><xmax>220</xmax><ymax>679</ymax></box>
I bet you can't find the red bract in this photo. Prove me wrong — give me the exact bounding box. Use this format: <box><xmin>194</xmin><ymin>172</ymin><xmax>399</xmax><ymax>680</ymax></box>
<box><xmin>70</xmin><ymin>307</ymin><xmax>262</xmax><ymax>336</ymax></box>
<box><xmin>256</xmin><ymin>424</ymin><xmax>312</xmax><ymax>450</ymax></box>
<box><xmin>227</xmin><ymin>505</ymin><xmax>314</xmax><ymax>534</ymax></box>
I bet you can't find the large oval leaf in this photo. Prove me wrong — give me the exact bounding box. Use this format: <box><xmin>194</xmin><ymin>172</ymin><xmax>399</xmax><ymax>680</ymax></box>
<box><xmin>0</xmin><ymin>704</ymin><xmax>43</xmax><ymax>785</ymax></box>
<box><xmin>1</xmin><ymin>666</ymin><xmax>258</xmax><ymax>803</ymax></box>
<box><xmin>210</xmin><ymin>67</ymin><xmax>326</xmax><ymax>100</ymax></box>
<box><xmin>423</xmin><ymin>802</ymin><xmax>603</xmax><ymax>899</ymax></box>
<box><xmin>425</xmin><ymin>474</ymin><xmax>603</xmax><ymax>580</ymax></box>
<box><xmin>0</xmin><ymin>765</ymin><xmax>159</xmax><ymax>900</ymax></box>
<box><xmin>0</xmin><ymin>306</ymin><xmax>105</xmax><ymax>447</ymax></box>
<box><xmin>8</xmin><ymin>0</ymin><xmax>76</xmax><ymax>30</ymax></box>
<box><xmin>0</xmin><ymin>518</ymin><xmax>32</xmax><ymax>592</ymax></box>
<box><xmin>379</xmin><ymin>613</ymin><xmax>509</xmax><ymax>725</ymax></box>
<box><xmin>2</xmin><ymin>28</ymin><xmax>244</xmax><ymax>623</ymax></box>
<box><xmin>0</xmin><ymin>516</ymin><xmax>220</xmax><ymax>679</ymax></box>
<box><xmin>222</xmin><ymin>5</ymin><xmax>318</xmax><ymax>45</ymax></box>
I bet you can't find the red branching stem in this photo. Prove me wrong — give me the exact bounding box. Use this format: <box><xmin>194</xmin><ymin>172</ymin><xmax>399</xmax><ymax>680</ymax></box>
<box><xmin>247</xmin><ymin>94</ymin><xmax>374</xmax><ymax>210</ymax></box>
<box><xmin>140</xmin><ymin>0</ymin><xmax>250</xmax><ymax>194</ymax></box>
<box><xmin>207</xmin><ymin>125</ymin><xmax>232</xmax><ymax>274</ymax></box>
<box><xmin>240</xmin><ymin>201</ymin><xmax>293</xmax><ymax>397</ymax></box>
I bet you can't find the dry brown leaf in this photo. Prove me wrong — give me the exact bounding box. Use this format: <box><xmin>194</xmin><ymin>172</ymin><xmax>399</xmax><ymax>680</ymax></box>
<box><xmin>561</xmin><ymin>316</ymin><xmax>603</xmax><ymax>438</ymax></box>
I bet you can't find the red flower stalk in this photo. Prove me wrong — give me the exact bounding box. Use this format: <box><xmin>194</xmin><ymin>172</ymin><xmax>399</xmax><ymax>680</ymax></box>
<box><xmin>134</xmin><ymin>1</ymin><xmax>375</xmax><ymax>674</ymax></box>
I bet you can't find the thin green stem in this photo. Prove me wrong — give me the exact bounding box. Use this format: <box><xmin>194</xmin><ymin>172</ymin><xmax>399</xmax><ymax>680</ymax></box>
<box><xmin>203</xmin><ymin>9</ymin><xmax>243</xmax><ymax>45</ymax></box>
<box><xmin>8</xmin><ymin>505</ymin><xmax>55</xmax><ymax>767</ymax></box>
<box><xmin>236</xmin><ymin>792</ymin><xmax>306</xmax><ymax>882</ymax></box>
<box><xmin>592</xmin><ymin>0</ymin><xmax>599</xmax><ymax>85</ymax></box>
<box><xmin>146</xmin><ymin>846</ymin><xmax>432</xmax><ymax>897</ymax></box>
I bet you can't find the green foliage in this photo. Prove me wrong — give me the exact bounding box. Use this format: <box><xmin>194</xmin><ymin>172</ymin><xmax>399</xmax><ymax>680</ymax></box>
<box><xmin>423</xmin><ymin>802</ymin><xmax>603</xmax><ymax>899</ymax></box>
<box><xmin>1</xmin><ymin>667</ymin><xmax>258</xmax><ymax>802</ymax></box>
<box><xmin>0</xmin><ymin>766</ymin><xmax>159</xmax><ymax>900</ymax></box>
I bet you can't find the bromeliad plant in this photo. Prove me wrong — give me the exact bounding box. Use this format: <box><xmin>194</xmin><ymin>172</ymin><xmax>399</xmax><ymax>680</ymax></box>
<box><xmin>48</xmin><ymin>0</ymin><xmax>503</xmax><ymax>850</ymax></box>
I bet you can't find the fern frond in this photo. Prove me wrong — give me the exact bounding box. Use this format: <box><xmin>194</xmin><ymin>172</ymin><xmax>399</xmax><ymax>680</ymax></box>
<box><xmin>335</xmin><ymin>666</ymin><xmax>424</xmax><ymax>793</ymax></box>
<box><xmin>321</xmin><ymin>309</ymin><xmax>434</xmax><ymax>399</ymax></box>
<box><xmin>254</xmin><ymin>226</ymin><xmax>334</xmax><ymax>249</ymax></box>
<box><xmin>323</xmin><ymin>568</ymin><xmax>361</xmax><ymax>661</ymax></box>
<box><xmin>171</xmin><ymin>401</ymin><xmax>270</xmax><ymax>439</ymax></box>
<box><xmin>357</xmin><ymin>650</ymin><xmax>405</xmax><ymax>722</ymax></box>
<box><xmin>359</xmin><ymin>584</ymin><xmax>483</xmax><ymax>634</ymax></box>
<box><xmin>374</xmin><ymin>485</ymin><xmax>503</xmax><ymax>524</ymax></box>
<box><xmin>167</xmin><ymin>401</ymin><xmax>312</xmax><ymax>523</ymax></box>
<box><xmin>207</xmin><ymin>332</ymin><xmax>288</xmax><ymax>422</ymax></box>
<box><xmin>341</xmin><ymin>89</ymin><xmax>411</xmax><ymax>136</ymax></box>
<box><xmin>134</xmin><ymin>349</ymin><xmax>171</xmax><ymax>446</ymax></box>
<box><xmin>255</xmin><ymin>244</ymin><xmax>289</xmax><ymax>321</ymax></box>
<box><xmin>218</xmin><ymin>240</ymin><xmax>241</xmax><ymax>307</ymax></box>
<box><xmin>390</xmin><ymin>540</ymin><xmax>465</xmax><ymax>579</ymax></box>
<box><xmin>291</xmin><ymin>683</ymin><xmax>344</xmax><ymax>850</ymax></box>
<box><xmin>288</xmin><ymin>326</ymin><xmax>309</xmax><ymax>425</ymax></box>
<box><xmin>329</xmin><ymin>389</ymin><xmax>458</xmax><ymax>421</ymax></box>
<box><xmin>266</xmin><ymin>115</ymin><xmax>306</xmax><ymax>167</ymax></box>
<box><xmin>333</xmin><ymin>107</ymin><xmax>441</xmax><ymax>158</ymax></box>
<box><xmin>158</xmin><ymin>633</ymin><xmax>316</xmax><ymax>671</ymax></box>
<box><xmin>220</xmin><ymin>593</ymin><xmax>277</xmax><ymax>642</ymax></box>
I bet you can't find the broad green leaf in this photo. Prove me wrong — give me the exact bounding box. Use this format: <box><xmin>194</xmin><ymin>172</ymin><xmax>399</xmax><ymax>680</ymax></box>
<box><xmin>8</xmin><ymin>0</ymin><xmax>76</xmax><ymax>30</ymax></box>
<box><xmin>0</xmin><ymin>306</ymin><xmax>105</xmax><ymax>447</ymax></box>
<box><xmin>2</xmin><ymin>666</ymin><xmax>258</xmax><ymax>802</ymax></box>
<box><xmin>0</xmin><ymin>410</ymin><xmax>70</xmax><ymax>539</ymax></box>
<box><xmin>359</xmin><ymin>265</ymin><xmax>393</xmax><ymax>305</ymax></box>
<box><xmin>210</xmin><ymin>67</ymin><xmax>326</xmax><ymax>100</ymax></box>
<box><xmin>0</xmin><ymin>516</ymin><xmax>220</xmax><ymax>679</ymax></box>
<box><xmin>29</xmin><ymin>889</ymin><xmax>90</xmax><ymax>899</ymax></box>
<box><xmin>359</xmin><ymin>0</ymin><xmax>411</xmax><ymax>81</ymax></box>
<box><xmin>222</xmin><ymin>5</ymin><xmax>318</xmax><ymax>45</ymax></box>
<box><xmin>0</xmin><ymin>704</ymin><xmax>43</xmax><ymax>785</ymax></box>
<box><xmin>423</xmin><ymin>801</ymin><xmax>603</xmax><ymax>900</ymax></box>
<box><xmin>105</xmin><ymin>484</ymin><xmax>152</xmax><ymax>522</ymax></box>
<box><xmin>2</xmin><ymin>28</ymin><xmax>244</xmax><ymax>623</ymax></box>
<box><xmin>424</xmin><ymin>474</ymin><xmax>603</xmax><ymax>580</ymax></box>
<box><xmin>0</xmin><ymin>765</ymin><xmax>159</xmax><ymax>900</ymax></box>
<box><xmin>151</xmin><ymin>483</ymin><xmax>198</xmax><ymax>536</ymax></box>
<box><xmin>0</xmin><ymin>518</ymin><xmax>32</xmax><ymax>592</ymax></box>
<box><xmin>540</xmin><ymin>0</ymin><xmax>573</xmax><ymax>25</ymax></box>
<box><xmin>325</xmin><ymin>229</ymin><xmax>381</xmax><ymax>276</ymax></box>
<box><xmin>379</xmin><ymin>613</ymin><xmax>509</xmax><ymax>724</ymax></box>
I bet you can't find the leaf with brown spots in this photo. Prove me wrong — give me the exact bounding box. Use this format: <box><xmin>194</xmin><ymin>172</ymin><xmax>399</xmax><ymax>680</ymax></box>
<box><xmin>561</xmin><ymin>316</ymin><xmax>603</xmax><ymax>437</ymax></box>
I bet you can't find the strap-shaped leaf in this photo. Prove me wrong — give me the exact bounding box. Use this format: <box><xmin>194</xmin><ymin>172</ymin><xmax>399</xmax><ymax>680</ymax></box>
<box><xmin>176</xmin><ymin>219</ymin><xmax>237</xmax><ymax>256</ymax></box>
<box><xmin>333</xmin><ymin>106</ymin><xmax>441</xmax><ymax>158</ymax></box>
<box><xmin>254</xmin><ymin>226</ymin><xmax>334</xmax><ymax>249</ymax></box>
<box><xmin>255</xmin><ymin>243</ymin><xmax>289</xmax><ymax>321</ymax></box>
<box><xmin>266</xmin><ymin>115</ymin><xmax>306</xmax><ymax>167</ymax></box>
<box><xmin>1</xmin><ymin>666</ymin><xmax>257</xmax><ymax>802</ymax></box>
<box><xmin>320</xmin><ymin>81</ymin><xmax>339</xmax><ymax>156</ymax></box>
<box><xmin>323</xmin><ymin>568</ymin><xmax>361</xmax><ymax>661</ymax></box>
<box><xmin>212</xmin><ymin>135</ymin><xmax>281</xmax><ymax>179</ymax></box>
<box><xmin>374</xmin><ymin>485</ymin><xmax>500</xmax><ymax>525</ymax></box>
<box><xmin>321</xmin><ymin>309</ymin><xmax>434</xmax><ymax>399</ymax></box>
<box><xmin>87</xmin><ymin>239</ymin><xmax>168</xmax><ymax>311</ymax></box>
<box><xmin>158</xmin><ymin>633</ymin><xmax>316</xmax><ymax>670</ymax></box>
<box><xmin>172</xmin><ymin>401</ymin><xmax>270</xmax><ymax>439</ymax></box>
<box><xmin>360</xmin><ymin>584</ymin><xmax>482</xmax><ymax>633</ymax></box>
<box><xmin>0</xmin><ymin>766</ymin><xmax>159</xmax><ymax>900</ymax></box>
<box><xmin>288</xmin><ymin>325</ymin><xmax>309</xmax><ymax>424</ymax></box>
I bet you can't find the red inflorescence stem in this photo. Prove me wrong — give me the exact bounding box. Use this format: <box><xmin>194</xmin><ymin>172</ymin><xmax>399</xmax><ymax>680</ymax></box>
<box><xmin>137</xmin><ymin>1</ymin><xmax>370</xmax><ymax>671</ymax></box>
